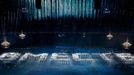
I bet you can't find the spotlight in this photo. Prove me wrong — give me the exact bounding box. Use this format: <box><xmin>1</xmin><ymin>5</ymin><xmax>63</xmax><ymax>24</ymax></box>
<box><xmin>58</xmin><ymin>33</ymin><xmax>64</xmax><ymax>38</ymax></box>
<box><xmin>82</xmin><ymin>33</ymin><xmax>86</xmax><ymax>38</ymax></box>
<box><xmin>21</xmin><ymin>8</ymin><xmax>28</xmax><ymax>13</ymax></box>
<box><xmin>104</xmin><ymin>8</ymin><xmax>111</xmax><ymax>14</ymax></box>
<box><xmin>106</xmin><ymin>32</ymin><xmax>113</xmax><ymax>40</ymax></box>
<box><xmin>1</xmin><ymin>37</ymin><xmax>10</xmax><ymax>49</ymax></box>
<box><xmin>122</xmin><ymin>38</ymin><xmax>132</xmax><ymax>49</ymax></box>
<box><xmin>19</xmin><ymin>31</ymin><xmax>26</xmax><ymax>39</ymax></box>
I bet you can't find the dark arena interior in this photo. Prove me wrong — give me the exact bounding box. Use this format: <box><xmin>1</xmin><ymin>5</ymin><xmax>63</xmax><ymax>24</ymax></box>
<box><xmin>0</xmin><ymin>0</ymin><xmax>134</xmax><ymax>75</ymax></box>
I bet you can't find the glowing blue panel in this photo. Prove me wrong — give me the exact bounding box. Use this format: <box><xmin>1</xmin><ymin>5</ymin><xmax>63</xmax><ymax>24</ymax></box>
<box><xmin>75</xmin><ymin>0</ymin><xmax>79</xmax><ymax>18</ymax></box>
<box><xmin>78</xmin><ymin>0</ymin><xmax>82</xmax><ymax>18</ymax></box>
<box><xmin>59</xmin><ymin>0</ymin><xmax>64</xmax><ymax>17</ymax></box>
<box><xmin>52</xmin><ymin>0</ymin><xmax>56</xmax><ymax>18</ymax></box>
<box><xmin>44</xmin><ymin>0</ymin><xmax>48</xmax><ymax>18</ymax></box>
<box><xmin>23</xmin><ymin>0</ymin><xmax>95</xmax><ymax>20</ymax></box>
<box><xmin>41</xmin><ymin>0</ymin><xmax>45</xmax><ymax>20</ymax></box>
<box><xmin>34</xmin><ymin>0</ymin><xmax>37</xmax><ymax>19</ymax></box>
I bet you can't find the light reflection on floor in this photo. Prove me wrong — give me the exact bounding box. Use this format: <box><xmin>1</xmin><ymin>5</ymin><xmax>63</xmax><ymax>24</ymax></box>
<box><xmin>0</xmin><ymin>48</ymin><xmax>134</xmax><ymax>75</ymax></box>
<box><xmin>0</xmin><ymin>52</ymin><xmax>134</xmax><ymax>75</ymax></box>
